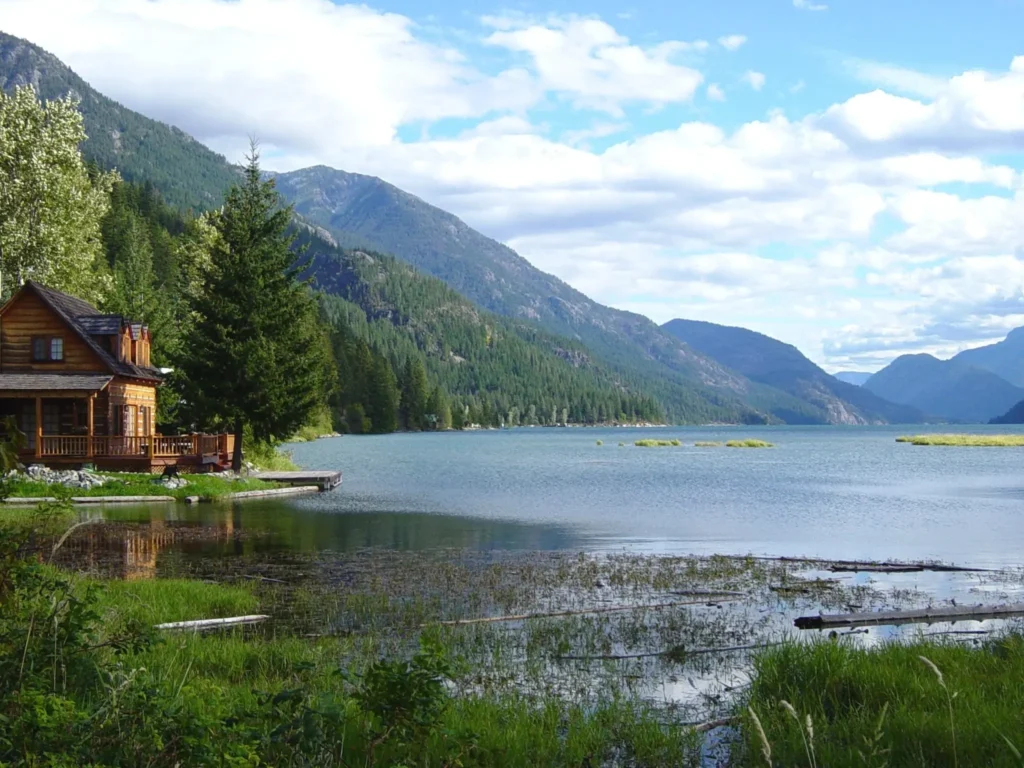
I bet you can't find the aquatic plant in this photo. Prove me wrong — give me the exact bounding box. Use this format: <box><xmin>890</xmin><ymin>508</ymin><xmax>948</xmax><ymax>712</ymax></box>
<box><xmin>897</xmin><ymin>434</ymin><xmax>1024</xmax><ymax>446</ymax></box>
<box><xmin>634</xmin><ymin>439</ymin><xmax>682</xmax><ymax>447</ymax></box>
<box><xmin>596</xmin><ymin>440</ymin><xmax>604</xmax><ymax>446</ymax></box>
<box><xmin>726</xmin><ymin>439</ymin><xmax>774</xmax><ymax>448</ymax></box>
<box><xmin>694</xmin><ymin>441</ymin><xmax>722</xmax><ymax>447</ymax></box>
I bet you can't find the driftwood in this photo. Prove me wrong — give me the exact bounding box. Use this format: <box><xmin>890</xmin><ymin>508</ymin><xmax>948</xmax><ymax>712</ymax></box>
<box><xmin>796</xmin><ymin>603</ymin><xmax>1024</xmax><ymax>630</ymax></box>
<box><xmin>423</xmin><ymin>598</ymin><xmax>740</xmax><ymax>628</ymax></box>
<box><xmin>155</xmin><ymin>615</ymin><xmax>270</xmax><ymax>631</ymax></box>
<box><xmin>747</xmin><ymin>555</ymin><xmax>991</xmax><ymax>573</ymax></box>
<box><xmin>688</xmin><ymin>716</ymin><xmax>737</xmax><ymax>733</ymax></box>
<box><xmin>668</xmin><ymin>589</ymin><xmax>747</xmax><ymax>598</ymax></box>
<box><xmin>555</xmin><ymin>640</ymin><xmax>782</xmax><ymax>662</ymax></box>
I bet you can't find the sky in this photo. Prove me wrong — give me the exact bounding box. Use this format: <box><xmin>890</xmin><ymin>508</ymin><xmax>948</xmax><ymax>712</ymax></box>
<box><xmin>4</xmin><ymin>0</ymin><xmax>1024</xmax><ymax>372</ymax></box>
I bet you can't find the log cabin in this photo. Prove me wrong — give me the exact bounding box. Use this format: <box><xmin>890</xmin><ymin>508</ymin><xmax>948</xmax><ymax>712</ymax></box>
<box><xmin>0</xmin><ymin>280</ymin><xmax>234</xmax><ymax>471</ymax></box>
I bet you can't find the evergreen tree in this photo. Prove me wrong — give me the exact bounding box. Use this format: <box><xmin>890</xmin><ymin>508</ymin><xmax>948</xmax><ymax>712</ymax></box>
<box><xmin>366</xmin><ymin>356</ymin><xmax>399</xmax><ymax>433</ymax></box>
<box><xmin>400</xmin><ymin>357</ymin><xmax>429</xmax><ymax>431</ymax></box>
<box><xmin>177</xmin><ymin>144</ymin><xmax>334</xmax><ymax>469</ymax></box>
<box><xmin>426</xmin><ymin>386</ymin><xmax>451</xmax><ymax>431</ymax></box>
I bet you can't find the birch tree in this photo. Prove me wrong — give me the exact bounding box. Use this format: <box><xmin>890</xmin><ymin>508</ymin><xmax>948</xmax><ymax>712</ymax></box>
<box><xmin>0</xmin><ymin>85</ymin><xmax>115</xmax><ymax>301</ymax></box>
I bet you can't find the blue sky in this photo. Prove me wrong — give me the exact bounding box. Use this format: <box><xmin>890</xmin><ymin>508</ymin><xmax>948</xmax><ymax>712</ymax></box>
<box><xmin>5</xmin><ymin>0</ymin><xmax>1024</xmax><ymax>371</ymax></box>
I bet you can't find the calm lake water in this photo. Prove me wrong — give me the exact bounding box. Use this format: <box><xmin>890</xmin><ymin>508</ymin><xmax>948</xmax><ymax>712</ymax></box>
<box><xmin>100</xmin><ymin>425</ymin><xmax>1024</xmax><ymax>567</ymax></box>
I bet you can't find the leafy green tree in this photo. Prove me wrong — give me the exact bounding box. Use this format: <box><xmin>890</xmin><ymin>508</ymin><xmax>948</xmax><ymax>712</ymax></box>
<box><xmin>177</xmin><ymin>144</ymin><xmax>334</xmax><ymax>469</ymax></box>
<box><xmin>0</xmin><ymin>85</ymin><xmax>116</xmax><ymax>301</ymax></box>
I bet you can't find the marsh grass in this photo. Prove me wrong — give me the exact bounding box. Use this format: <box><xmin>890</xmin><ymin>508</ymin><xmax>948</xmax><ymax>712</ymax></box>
<box><xmin>6</xmin><ymin>472</ymin><xmax>280</xmax><ymax>500</ymax></box>
<box><xmin>897</xmin><ymin>434</ymin><xmax>1024</xmax><ymax>447</ymax></box>
<box><xmin>694</xmin><ymin>441</ymin><xmax>723</xmax><ymax>447</ymax></box>
<box><xmin>743</xmin><ymin>636</ymin><xmax>1024</xmax><ymax>766</ymax></box>
<box><xmin>634</xmin><ymin>439</ymin><xmax>682</xmax><ymax>447</ymax></box>
<box><xmin>726</xmin><ymin>439</ymin><xmax>774</xmax><ymax>448</ymax></box>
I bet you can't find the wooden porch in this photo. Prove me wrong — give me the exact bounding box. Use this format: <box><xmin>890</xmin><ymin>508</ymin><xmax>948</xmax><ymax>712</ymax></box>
<box><xmin>32</xmin><ymin>433</ymin><xmax>236</xmax><ymax>470</ymax></box>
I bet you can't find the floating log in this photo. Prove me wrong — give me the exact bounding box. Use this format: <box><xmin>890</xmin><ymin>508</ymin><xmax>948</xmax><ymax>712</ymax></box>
<box><xmin>227</xmin><ymin>486</ymin><xmax>321</xmax><ymax>500</ymax></box>
<box><xmin>753</xmin><ymin>555</ymin><xmax>991</xmax><ymax>573</ymax></box>
<box><xmin>155</xmin><ymin>614</ymin><xmax>270</xmax><ymax>631</ymax></box>
<box><xmin>423</xmin><ymin>598</ymin><xmax>740</xmax><ymax>628</ymax></box>
<box><xmin>795</xmin><ymin>603</ymin><xmax>1024</xmax><ymax>630</ymax></box>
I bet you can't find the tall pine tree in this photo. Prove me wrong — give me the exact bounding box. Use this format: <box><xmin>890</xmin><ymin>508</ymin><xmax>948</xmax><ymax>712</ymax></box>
<box><xmin>177</xmin><ymin>143</ymin><xmax>334</xmax><ymax>469</ymax></box>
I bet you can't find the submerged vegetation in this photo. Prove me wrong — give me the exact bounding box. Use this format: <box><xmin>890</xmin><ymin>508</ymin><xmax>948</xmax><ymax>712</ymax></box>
<box><xmin>897</xmin><ymin>433</ymin><xmax>1024</xmax><ymax>446</ymax></box>
<box><xmin>694</xmin><ymin>441</ymin><xmax>723</xmax><ymax>447</ymax></box>
<box><xmin>726</xmin><ymin>439</ymin><xmax>774</xmax><ymax>448</ymax></box>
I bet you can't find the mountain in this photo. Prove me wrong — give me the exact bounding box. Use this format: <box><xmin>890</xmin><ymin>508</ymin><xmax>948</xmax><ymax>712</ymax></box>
<box><xmin>833</xmin><ymin>371</ymin><xmax>873</xmax><ymax>386</ymax></box>
<box><xmin>660</xmin><ymin>319</ymin><xmax>926</xmax><ymax>424</ymax></box>
<box><xmin>989</xmin><ymin>399</ymin><xmax>1024</xmax><ymax>424</ymax></box>
<box><xmin>864</xmin><ymin>354</ymin><xmax>1024</xmax><ymax>423</ymax></box>
<box><xmin>0</xmin><ymin>32</ymin><xmax>925</xmax><ymax>425</ymax></box>
<box><xmin>272</xmin><ymin>167</ymin><xmax>866</xmax><ymax>423</ymax></box>
<box><xmin>950</xmin><ymin>327</ymin><xmax>1024</xmax><ymax>387</ymax></box>
<box><xmin>0</xmin><ymin>32</ymin><xmax>237</xmax><ymax>211</ymax></box>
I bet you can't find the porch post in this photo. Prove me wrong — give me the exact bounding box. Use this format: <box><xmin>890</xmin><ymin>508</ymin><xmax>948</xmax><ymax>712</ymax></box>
<box><xmin>86</xmin><ymin>395</ymin><xmax>95</xmax><ymax>458</ymax></box>
<box><xmin>34</xmin><ymin>396</ymin><xmax>41</xmax><ymax>459</ymax></box>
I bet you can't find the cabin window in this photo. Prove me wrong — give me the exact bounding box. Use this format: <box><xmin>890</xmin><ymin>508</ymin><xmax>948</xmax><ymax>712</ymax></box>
<box><xmin>32</xmin><ymin>336</ymin><xmax>64</xmax><ymax>362</ymax></box>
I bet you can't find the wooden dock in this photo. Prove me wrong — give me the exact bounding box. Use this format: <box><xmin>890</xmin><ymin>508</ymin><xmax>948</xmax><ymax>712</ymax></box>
<box><xmin>252</xmin><ymin>471</ymin><xmax>342</xmax><ymax>491</ymax></box>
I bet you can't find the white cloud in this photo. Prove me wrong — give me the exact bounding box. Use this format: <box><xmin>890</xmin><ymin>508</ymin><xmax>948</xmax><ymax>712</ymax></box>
<box><xmin>717</xmin><ymin>34</ymin><xmax>747</xmax><ymax>51</ymax></box>
<box><xmin>743</xmin><ymin>70</ymin><xmax>766</xmax><ymax>90</ymax></box>
<box><xmin>844</xmin><ymin>58</ymin><xmax>946</xmax><ymax>98</ymax></box>
<box><xmin>483</xmin><ymin>15</ymin><xmax>704</xmax><ymax>115</ymax></box>
<box><xmin>793</xmin><ymin>0</ymin><xmax>828</xmax><ymax>10</ymax></box>
<box><xmin>5</xmin><ymin>1</ymin><xmax>1024</xmax><ymax>369</ymax></box>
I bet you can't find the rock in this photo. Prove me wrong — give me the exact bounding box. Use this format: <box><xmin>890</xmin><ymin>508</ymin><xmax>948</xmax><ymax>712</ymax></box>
<box><xmin>13</xmin><ymin>465</ymin><xmax>116</xmax><ymax>490</ymax></box>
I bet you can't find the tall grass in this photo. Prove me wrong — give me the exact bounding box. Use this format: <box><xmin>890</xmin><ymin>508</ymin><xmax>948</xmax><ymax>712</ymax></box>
<box><xmin>742</xmin><ymin>636</ymin><xmax>1024</xmax><ymax>766</ymax></box>
<box><xmin>897</xmin><ymin>434</ymin><xmax>1024</xmax><ymax>446</ymax></box>
<box><xmin>5</xmin><ymin>472</ymin><xmax>280</xmax><ymax>501</ymax></box>
<box><xmin>634</xmin><ymin>439</ymin><xmax>681</xmax><ymax>447</ymax></box>
<box><xmin>726</xmin><ymin>439</ymin><xmax>774</xmax><ymax>448</ymax></box>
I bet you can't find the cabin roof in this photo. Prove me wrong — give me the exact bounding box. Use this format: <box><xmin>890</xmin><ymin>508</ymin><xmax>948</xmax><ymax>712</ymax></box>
<box><xmin>0</xmin><ymin>374</ymin><xmax>112</xmax><ymax>392</ymax></box>
<box><xmin>9</xmin><ymin>282</ymin><xmax>163</xmax><ymax>383</ymax></box>
<box><xmin>77</xmin><ymin>315</ymin><xmax>124</xmax><ymax>335</ymax></box>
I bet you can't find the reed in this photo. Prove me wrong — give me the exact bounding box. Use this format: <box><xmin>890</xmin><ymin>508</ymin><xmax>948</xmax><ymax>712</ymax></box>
<box><xmin>726</xmin><ymin>439</ymin><xmax>774</xmax><ymax>448</ymax></box>
<box><xmin>897</xmin><ymin>434</ymin><xmax>1024</xmax><ymax>446</ymax></box>
<box><xmin>634</xmin><ymin>439</ymin><xmax>682</xmax><ymax>447</ymax></box>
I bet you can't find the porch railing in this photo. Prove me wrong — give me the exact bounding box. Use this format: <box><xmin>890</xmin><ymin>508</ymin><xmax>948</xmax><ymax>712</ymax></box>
<box><xmin>36</xmin><ymin>433</ymin><xmax>234</xmax><ymax>460</ymax></box>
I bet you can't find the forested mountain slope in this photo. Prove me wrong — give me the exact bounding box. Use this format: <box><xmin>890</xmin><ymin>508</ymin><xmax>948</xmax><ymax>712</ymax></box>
<box><xmin>662</xmin><ymin>319</ymin><xmax>927</xmax><ymax>424</ymax></box>
<box><xmin>0</xmin><ymin>31</ymin><xmax>237</xmax><ymax>211</ymax></box>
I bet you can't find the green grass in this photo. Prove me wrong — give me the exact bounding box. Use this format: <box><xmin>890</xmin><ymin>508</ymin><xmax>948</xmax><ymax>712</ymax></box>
<box><xmin>897</xmin><ymin>433</ymin><xmax>1024</xmax><ymax>446</ymax></box>
<box><xmin>98</xmin><ymin>577</ymin><xmax>259</xmax><ymax>625</ymax></box>
<box><xmin>743</xmin><ymin>636</ymin><xmax>1024</xmax><ymax>767</ymax></box>
<box><xmin>634</xmin><ymin>438</ymin><xmax>682</xmax><ymax>447</ymax></box>
<box><xmin>5</xmin><ymin>472</ymin><xmax>280</xmax><ymax>501</ymax></box>
<box><xmin>694</xmin><ymin>441</ymin><xmax>722</xmax><ymax>447</ymax></box>
<box><xmin>726</xmin><ymin>439</ymin><xmax>774</xmax><ymax>448</ymax></box>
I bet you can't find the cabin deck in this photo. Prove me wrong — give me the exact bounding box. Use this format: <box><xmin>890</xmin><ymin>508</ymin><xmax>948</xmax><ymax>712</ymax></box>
<box><xmin>23</xmin><ymin>433</ymin><xmax>235</xmax><ymax>472</ymax></box>
<box><xmin>252</xmin><ymin>471</ymin><xmax>342</xmax><ymax>491</ymax></box>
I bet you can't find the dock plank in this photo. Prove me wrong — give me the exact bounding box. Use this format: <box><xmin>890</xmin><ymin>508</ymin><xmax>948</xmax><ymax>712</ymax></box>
<box><xmin>253</xmin><ymin>471</ymin><xmax>341</xmax><ymax>491</ymax></box>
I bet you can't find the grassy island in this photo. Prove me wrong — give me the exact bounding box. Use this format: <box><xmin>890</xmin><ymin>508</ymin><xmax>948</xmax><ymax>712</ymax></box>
<box><xmin>634</xmin><ymin>438</ymin><xmax>682</xmax><ymax>447</ymax></box>
<box><xmin>726</xmin><ymin>439</ymin><xmax>774</xmax><ymax>448</ymax></box>
<box><xmin>897</xmin><ymin>434</ymin><xmax>1024</xmax><ymax>446</ymax></box>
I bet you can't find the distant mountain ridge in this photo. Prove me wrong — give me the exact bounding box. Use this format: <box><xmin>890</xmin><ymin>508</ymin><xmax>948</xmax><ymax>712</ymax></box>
<box><xmin>864</xmin><ymin>353</ymin><xmax>1024</xmax><ymax>423</ymax></box>
<box><xmin>833</xmin><ymin>371</ymin><xmax>873</xmax><ymax>386</ymax></box>
<box><xmin>950</xmin><ymin>327</ymin><xmax>1024</xmax><ymax>387</ymax></box>
<box><xmin>661</xmin><ymin>319</ymin><xmax>926</xmax><ymax>424</ymax></box>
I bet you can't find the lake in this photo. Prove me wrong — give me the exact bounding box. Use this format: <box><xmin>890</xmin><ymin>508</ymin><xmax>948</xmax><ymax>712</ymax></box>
<box><xmin>102</xmin><ymin>424</ymin><xmax>1024</xmax><ymax>567</ymax></box>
